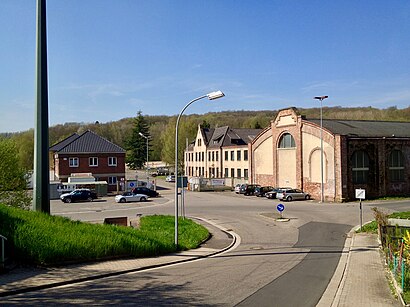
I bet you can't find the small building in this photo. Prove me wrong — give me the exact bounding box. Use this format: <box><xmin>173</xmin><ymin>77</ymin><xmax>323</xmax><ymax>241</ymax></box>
<box><xmin>50</xmin><ymin>130</ymin><xmax>126</xmax><ymax>192</ymax></box>
<box><xmin>184</xmin><ymin>125</ymin><xmax>262</xmax><ymax>186</ymax></box>
<box><xmin>249</xmin><ymin>107</ymin><xmax>410</xmax><ymax>201</ymax></box>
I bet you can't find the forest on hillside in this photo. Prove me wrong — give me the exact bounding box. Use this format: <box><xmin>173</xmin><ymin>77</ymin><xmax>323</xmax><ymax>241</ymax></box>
<box><xmin>1</xmin><ymin>105</ymin><xmax>410</xmax><ymax>171</ymax></box>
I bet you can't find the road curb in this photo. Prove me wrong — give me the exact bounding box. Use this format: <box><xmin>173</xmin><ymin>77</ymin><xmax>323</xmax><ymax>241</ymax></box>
<box><xmin>0</xmin><ymin>216</ymin><xmax>240</xmax><ymax>298</ymax></box>
<box><xmin>316</xmin><ymin>225</ymin><xmax>356</xmax><ymax>307</ymax></box>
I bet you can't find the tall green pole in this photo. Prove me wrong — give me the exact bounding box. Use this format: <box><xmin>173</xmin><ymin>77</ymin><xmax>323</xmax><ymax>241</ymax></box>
<box><xmin>33</xmin><ymin>0</ymin><xmax>50</xmax><ymax>213</ymax></box>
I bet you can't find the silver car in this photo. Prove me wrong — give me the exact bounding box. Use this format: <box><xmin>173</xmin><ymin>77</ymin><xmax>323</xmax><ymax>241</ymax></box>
<box><xmin>115</xmin><ymin>192</ymin><xmax>149</xmax><ymax>203</ymax></box>
<box><xmin>276</xmin><ymin>188</ymin><xmax>310</xmax><ymax>201</ymax></box>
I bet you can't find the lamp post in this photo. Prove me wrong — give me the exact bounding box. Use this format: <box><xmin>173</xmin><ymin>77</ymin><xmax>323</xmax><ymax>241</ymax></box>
<box><xmin>33</xmin><ymin>0</ymin><xmax>50</xmax><ymax>213</ymax></box>
<box><xmin>138</xmin><ymin>132</ymin><xmax>149</xmax><ymax>181</ymax></box>
<box><xmin>175</xmin><ymin>91</ymin><xmax>225</xmax><ymax>246</ymax></box>
<box><xmin>314</xmin><ymin>95</ymin><xmax>328</xmax><ymax>203</ymax></box>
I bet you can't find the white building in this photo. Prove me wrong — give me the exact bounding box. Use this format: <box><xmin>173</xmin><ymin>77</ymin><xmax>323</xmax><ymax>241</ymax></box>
<box><xmin>184</xmin><ymin>125</ymin><xmax>262</xmax><ymax>183</ymax></box>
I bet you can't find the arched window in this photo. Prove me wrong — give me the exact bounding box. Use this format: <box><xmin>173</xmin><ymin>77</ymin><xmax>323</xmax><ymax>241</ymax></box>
<box><xmin>278</xmin><ymin>133</ymin><xmax>296</xmax><ymax>148</ymax></box>
<box><xmin>389</xmin><ymin>150</ymin><xmax>404</xmax><ymax>182</ymax></box>
<box><xmin>352</xmin><ymin>151</ymin><xmax>369</xmax><ymax>184</ymax></box>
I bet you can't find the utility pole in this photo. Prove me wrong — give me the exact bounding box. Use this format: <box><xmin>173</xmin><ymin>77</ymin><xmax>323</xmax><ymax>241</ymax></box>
<box><xmin>33</xmin><ymin>0</ymin><xmax>50</xmax><ymax>213</ymax></box>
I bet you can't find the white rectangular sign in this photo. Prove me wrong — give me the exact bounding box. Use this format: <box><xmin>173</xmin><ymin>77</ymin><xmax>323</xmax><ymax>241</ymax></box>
<box><xmin>355</xmin><ymin>189</ymin><xmax>366</xmax><ymax>200</ymax></box>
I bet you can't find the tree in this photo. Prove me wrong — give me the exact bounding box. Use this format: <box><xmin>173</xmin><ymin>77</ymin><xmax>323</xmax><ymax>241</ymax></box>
<box><xmin>160</xmin><ymin>116</ymin><xmax>197</xmax><ymax>172</ymax></box>
<box><xmin>0</xmin><ymin>139</ymin><xmax>31</xmax><ymax>209</ymax></box>
<box><xmin>125</xmin><ymin>111</ymin><xmax>150</xmax><ymax>169</ymax></box>
<box><xmin>12</xmin><ymin>130</ymin><xmax>34</xmax><ymax>171</ymax></box>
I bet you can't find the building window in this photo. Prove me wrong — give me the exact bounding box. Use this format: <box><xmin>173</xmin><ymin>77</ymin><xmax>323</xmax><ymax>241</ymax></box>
<box><xmin>198</xmin><ymin>139</ymin><xmax>201</xmax><ymax>146</ymax></box>
<box><xmin>352</xmin><ymin>151</ymin><xmax>369</xmax><ymax>184</ymax></box>
<box><xmin>201</xmin><ymin>167</ymin><xmax>204</xmax><ymax>176</ymax></box>
<box><xmin>279</xmin><ymin>133</ymin><xmax>296</xmax><ymax>148</ymax></box>
<box><xmin>216</xmin><ymin>151</ymin><xmax>219</xmax><ymax>162</ymax></box>
<box><xmin>108</xmin><ymin>157</ymin><xmax>117</xmax><ymax>166</ymax></box>
<box><xmin>237</xmin><ymin>169</ymin><xmax>241</xmax><ymax>178</ymax></box>
<box><xmin>244</xmin><ymin>169</ymin><xmax>249</xmax><ymax>178</ymax></box>
<box><xmin>195</xmin><ymin>153</ymin><xmax>198</xmax><ymax>161</ymax></box>
<box><xmin>237</xmin><ymin>150</ymin><xmax>241</xmax><ymax>161</ymax></box>
<box><xmin>69</xmin><ymin>157</ymin><xmax>79</xmax><ymax>167</ymax></box>
<box><xmin>108</xmin><ymin>176</ymin><xmax>117</xmax><ymax>185</ymax></box>
<box><xmin>208</xmin><ymin>152</ymin><xmax>211</xmax><ymax>161</ymax></box>
<box><xmin>389</xmin><ymin>150</ymin><xmax>404</xmax><ymax>182</ymax></box>
<box><xmin>89</xmin><ymin>157</ymin><xmax>98</xmax><ymax>167</ymax></box>
<box><xmin>244</xmin><ymin>150</ymin><xmax>248</xmax><ymax>161</ymax></box>
<box><xmin>231</xmin><ymin>168</ymin><xmax>235</xmax><ymax>178</ymax></box>
<box><xmin>224</xmin><ymin>168</ymin><xmax>229</xmax><ymax>177</ymax></box>
<box><xmin>202</xmin><ymin>152</ymin><xmax>204</xmax><ymax>161</ymax></box>
<box><xmin>212</xmin><ymin>151</ymin><xmax>215</xmax><ymax>161</ymax></box>
<box><xmin>225</xmin><ymin>151</ymin><xmax>228</xmax><ymax>161</ymax></box>
<box><xmin>216</xmin><ymin>167</ymin><xmax>219</xmax><ymax>177</ymax></box>
<box><xmin>230</xmin><ymin>151</ymin><xmax>235</xmax><ymax>161</ymax></box>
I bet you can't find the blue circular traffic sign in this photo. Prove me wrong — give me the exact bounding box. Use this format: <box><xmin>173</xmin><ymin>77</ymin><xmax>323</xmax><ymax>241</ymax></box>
<box><xmin>277</xmin><ymin>204</ymin><xmax>285</xmax><ymax>212</ymax></box>
<box><xmin>130</xmin><ymin>182</ymin><xmax>135</xmax><ymax>187</ymax></box>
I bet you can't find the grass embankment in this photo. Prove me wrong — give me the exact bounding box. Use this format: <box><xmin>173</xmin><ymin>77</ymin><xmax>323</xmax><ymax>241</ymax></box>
<box><xmin>0</xmin><ymin>204</ymin><xmax>209</xmax><ymax>266</ymax></box>
<box><xmin>357</xmin><ymin>211</ymin><xmax>410</xmax><ymax>234</ymax></box>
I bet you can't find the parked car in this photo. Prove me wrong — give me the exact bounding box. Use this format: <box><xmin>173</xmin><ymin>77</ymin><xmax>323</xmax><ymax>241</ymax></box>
<box><xmin>238</xmin><ymin>184</ymin><xmax>247</xmax><ymax>194</ymax></box>
<box><xmin>240</xmin><ymin>184</ymin><xmax>261</xmax><ymax>196</ymax></box>
<box><xmin>60</xmin><ymin>189</ymin><xmax>97</xmax><ymax>203</ymax></box>
<box><xmin>166</xmin><ymin>175</ymin><xmax>175</xmax><ymax>182</ymax></box>
<box><xmin>254</xmin><ymin>186</ymin><xmax>274</xmax><ymax>197</ymax></box>
<box><xmin>115</xmin><ymin>192</ymin><xmax>149</xmax><ymax>203</ymax></box>
<box><xmin>234</xmin><ymin>184</ymin><xmax>242</xmax><ymax>194</ymax></box>
<box><xmin>276</xmin><ymin>188</ymin><xmax>310</xmax><ymax>201</ymax></box>
<box><xmin>265</xmin><ymin>187</ymin><xmax>289</xmax><ymax>199</ymax></box>
<box><xmin>131</xmin><ymin>187</ymin><xmax>159</xmax><ymax>197</ymax></box>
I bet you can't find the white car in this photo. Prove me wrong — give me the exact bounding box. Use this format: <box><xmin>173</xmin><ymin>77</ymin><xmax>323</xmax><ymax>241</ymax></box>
<box><xmin>165</xmin><ymin>175</ymin><xmax>175</xmax><ymax>182</ymax></box>
<box><xmin>234</xmin><ymin>184</ymin><xmax>242</xmax><ymax>194</ymax></box>
<box><xmin>115</xmin><ymin>192</ymin><xmax>149</xmax><ymax>203</ymax></box>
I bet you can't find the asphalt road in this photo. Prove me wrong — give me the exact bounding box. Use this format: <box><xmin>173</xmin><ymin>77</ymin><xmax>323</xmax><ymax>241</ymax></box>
<box><xmin>3</xmin><ymin>185</ymin><xmax>410</xmax><ymax>306</ymax></box>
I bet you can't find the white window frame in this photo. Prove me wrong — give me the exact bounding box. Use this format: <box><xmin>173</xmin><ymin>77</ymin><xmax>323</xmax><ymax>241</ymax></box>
<box><xmin>69</xmin><ymin>157</ymin><xmax>79</xmax><ymax>167</ymax></box>
<box><xmin>89</xmin><ymin>157</ymin><xmax>98</xmax><ymax>167</ymax></box>
<box><xmin>108</xmin><ymin>156</ymin><xmax>117</xmax><ymax>166</ymax></box>
<box><xmin>108</xmin><ymin>176</ymin><xmax>117</xmax><ymax>185</ymax></box>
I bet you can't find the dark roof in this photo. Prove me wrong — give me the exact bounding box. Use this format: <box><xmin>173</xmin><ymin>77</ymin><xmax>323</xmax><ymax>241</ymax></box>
<box><xmin>308</xmin><ymin>119</ymin><xmax>410</xmax><ymax>138</ymax></box>
<box><xmin>206</xmin><ymin>126</ymin><xmax>262</xmax><ymax>148</ymax></box>
<box><xmin>49</xmin><ymin>133</ymin><xmax>79</xmax><ymax>152</ymax></box>
<box><xmin>51</xmin><ymin>130</ymin><xmax>125</xmax><ymax>153</ymax></box>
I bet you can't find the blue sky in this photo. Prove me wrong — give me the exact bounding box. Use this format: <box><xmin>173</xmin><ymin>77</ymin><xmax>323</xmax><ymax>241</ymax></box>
<box><xmin>1</xmin><ymin>1</ymin><xmax>410</xmax><ymax>133</ymax></box>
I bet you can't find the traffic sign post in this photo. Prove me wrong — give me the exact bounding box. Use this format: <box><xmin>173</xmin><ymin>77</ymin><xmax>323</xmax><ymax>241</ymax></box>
<box><xmin>355</xmin><ymin>189</ymin><xmax>366</xmax><ymax>231</ymax></box>
<box><xmin>277</xmin><ymin>204</ymin><xmax>285</xmax><ymax>219</ymax></box>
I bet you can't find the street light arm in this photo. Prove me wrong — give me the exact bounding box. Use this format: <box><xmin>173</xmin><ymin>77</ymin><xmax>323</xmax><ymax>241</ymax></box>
<box><xmin>174</xmin><ymin>92</ymin><xmax>224</xmax><ymax>246</ymax></box>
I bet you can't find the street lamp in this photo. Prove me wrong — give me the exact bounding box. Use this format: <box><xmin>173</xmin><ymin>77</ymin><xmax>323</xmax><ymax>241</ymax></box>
<box><xmin>314</xmin><ymin>95</ymin><xmax>328</xmax><ymax>203</ymax></box>
<box><xmin>175</xmin><ymin>91</ymin><xmax>225</xmax><ymax>246</ymax></box>
<box><xmin>138</xmin><ymin>132</ymin><xmax>149</xmax><ymax>181</ymax></box>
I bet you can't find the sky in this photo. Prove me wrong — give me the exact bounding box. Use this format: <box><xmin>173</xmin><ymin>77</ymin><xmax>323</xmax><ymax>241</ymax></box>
<box><xmin>1</xmin><ymin>1</ymin><xmax>410</xmax><ymax>133</ymax></box>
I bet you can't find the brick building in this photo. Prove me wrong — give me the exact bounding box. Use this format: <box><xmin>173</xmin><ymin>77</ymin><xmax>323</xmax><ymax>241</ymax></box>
<box><xmin>249</xmin><ymin>107</ymin><xmax>410</xmax><ymax>201</ymax></box>
<box><xmin>50</xmin><ymin>130</ymin><xmax>126</xmax><ymax>192</ymax></box>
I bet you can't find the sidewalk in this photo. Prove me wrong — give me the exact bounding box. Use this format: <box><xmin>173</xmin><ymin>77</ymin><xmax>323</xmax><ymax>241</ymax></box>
<box><xmin>319</xmin><ymin>231</ymin><xmax>401</xmax><ymax>307</ymax></box>
<box><xmin>0</xmin><ymin>224</ymin><xmax>402</xmax><ymax>306</ymax></box>
<box><xmin>0</xmin><ymin>217</ymin><xmax>236</xmax><ymax>298</ymax></box>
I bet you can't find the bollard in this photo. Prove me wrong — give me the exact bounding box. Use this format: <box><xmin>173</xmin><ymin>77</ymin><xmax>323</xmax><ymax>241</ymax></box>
<box><xmin>402</xmin><ymin>259</ymin><xmax>405</xmax><ymax>292</ymax></box>
<box><xmin>0</xmin><ymin>235</ymin><xmax>7</xmax><ymax>269</ymax></box>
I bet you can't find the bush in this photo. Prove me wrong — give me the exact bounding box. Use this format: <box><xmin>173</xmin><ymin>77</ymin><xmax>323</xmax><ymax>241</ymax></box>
<box><xmin>0</xmin><ymin>139</ymin><xmax>31</xmax><ymax>210</ymax></box>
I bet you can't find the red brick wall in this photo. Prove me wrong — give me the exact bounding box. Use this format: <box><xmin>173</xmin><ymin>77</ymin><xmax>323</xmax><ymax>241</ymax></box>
<box><xmin>56</xmin><ymin>153</ymin><xmax>125</xmax><ymax>178</ymax></box>
<box><xmin>344</xmin><ymin>138</ymin><xmax>410</xmax><ymax>201</ymax></box>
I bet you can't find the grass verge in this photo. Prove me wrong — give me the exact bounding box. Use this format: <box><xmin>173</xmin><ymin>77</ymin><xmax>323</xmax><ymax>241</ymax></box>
<box><xmin>0</xmin><ymin>204</ymin><xmax>209</xmax><ymax>266</ymax></box>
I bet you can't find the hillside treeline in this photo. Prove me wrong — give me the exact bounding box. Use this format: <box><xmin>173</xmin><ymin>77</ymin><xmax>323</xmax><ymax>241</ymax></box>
<box><xmin>2</xmin><ymin>106</ymin><xmax>410</xmax><ymax>171</ymax></box>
